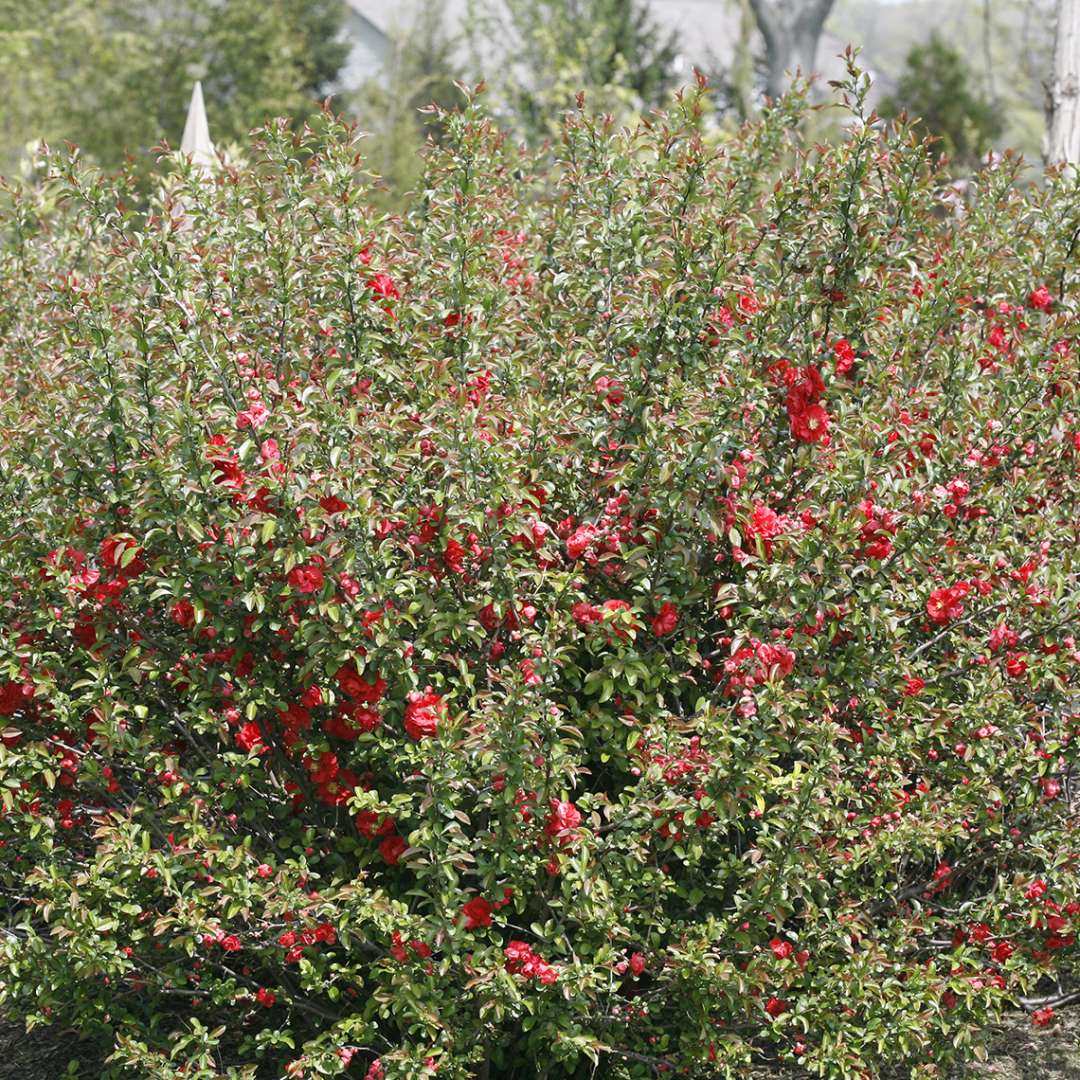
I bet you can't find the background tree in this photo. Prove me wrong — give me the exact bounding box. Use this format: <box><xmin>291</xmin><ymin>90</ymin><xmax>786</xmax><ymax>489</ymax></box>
<box><xmin>729</xmin><ymin>0</ymin><xmax>760</xmax><ymax>120</ymax></box>
<box><xmin>746</xmin><ymin>0</ymin><xmax>837</xmax><ymax>100</ymax></box>
<box><xmin>0</xmin><ymin>0</ymin><xmax>347</xmax><ymax>176</ymax></box>
<box><xmin>576</xmin><ymin>0</ymin><xmax>680</xmax><ymax>105</ymax></box>
<box><xmin>879</xmin><ymin>35</ymin><xmax>1002</xmax><ymax>172</ymax></box>
<box><xmin>829</xmin><ymin>0</ymin><xmax>1053</xmax><ymax>161</ymax></box>
<box><xmin>1047</xmin><ymin>0</ymin><xmax>1080</xmax><ymax>163</ymax></box>
<box><xmin>482</xmin><ymin>0</ymin><xmax>679</xmax><ymax>143</ymax></box>
<box><xmin>351</xmin><ymin>1</ymin><xmax>462</xmax><ymax>208</ymax></box>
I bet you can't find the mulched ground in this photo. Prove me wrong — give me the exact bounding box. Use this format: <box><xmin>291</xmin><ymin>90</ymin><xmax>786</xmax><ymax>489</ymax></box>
<box><xmin>0</xmin><ymin>1017</ymin><xmax>106</xmax><ymax>1080</ymax></box>
<box><xmin>1</xmin><ymin>1011</ymin><xmax>1076</xmax><ymax>1078</ymax></box>
<box><xmin>950</xmin><ymin>1012</ymin><xmax>1080</xmax><ymax>1079</ymax></box>
<box><xmin>751</xmin><ymin>1013</ymin><xmax>1080</xmax><ymax>1080</ymax></box>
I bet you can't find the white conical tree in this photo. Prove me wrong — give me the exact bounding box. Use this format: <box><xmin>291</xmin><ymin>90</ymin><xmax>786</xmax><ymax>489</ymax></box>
<box><xmin>180</xmin><ymin>80</ymin><xmax>215</xmax><ymax>172</ymax></box>
<box><xmin>1047</xmin><ymin>0</ymin><xmax>1080</xmax><ymax>165</ymax></box>
<box><xmin>171</xmin><ymin>81</ymin><xmax>215</xmax><ymax>230</ymax></box>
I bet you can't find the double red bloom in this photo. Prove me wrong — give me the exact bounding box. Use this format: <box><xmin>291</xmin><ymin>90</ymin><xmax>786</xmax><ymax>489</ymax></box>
<box><xmin>287</xmin><ymin>562</ymin><xmax>325</xmax><ymax>594</ymax></box>
<box><xmin>504</xmin><ymin>940</ymin><xmax>559</xmax><ymax>984</ymax></box>
<box><xmin>404</xmin><ymin>689</ymin><xmax>445</xmax><ymax>741</ymax></box>
<box><xmin>926</xmin><ymin>581</ymin><xmax>970</xmax><ymax>624</ymax></box>
<box><xmin>784</xmin><ymin>364</ymin><xmax>830</xmax><ymax>444</ymax></box>
<box><xmin>461</xmin><ymin>896</ymin><xmax>493</xmax><ymax>929</ymax></box>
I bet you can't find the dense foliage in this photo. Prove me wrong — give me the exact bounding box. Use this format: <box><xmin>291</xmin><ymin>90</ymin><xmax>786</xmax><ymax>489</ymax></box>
<box><xmin>1</xmin><ymin>68</ymin><xmax>1079</xmax><ymax>1079</ymax></box>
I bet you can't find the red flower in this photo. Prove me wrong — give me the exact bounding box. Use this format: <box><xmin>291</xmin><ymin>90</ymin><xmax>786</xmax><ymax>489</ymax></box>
<box><xmin>769</xmin><ymin>938</ymin><xmax>794</xmax><ymax>960</ymax></box>
<box><xmin>404</xmin><ymin>688</ymin><xmax>445</xmax><ymax>740</ymax></box>
<box><xmin>235</xmin><ymin>722</ymin><xmax>264</xmax><ymax>753</ymax></box>
<box><xmin>1005</xmin><ymin>653</ymin><xmax>1028</xmax><ymax>679</ymax></box>
<box><xmin>786</xmin><ymin>364</ymin><xmax>825</xmax><ymax>411</ymax></box>
<box><xmin>650</xmin><ymin>601</ymin><xmax>679</xmax><ymax>638</ymax></box>
<box><xmin>336</xmin><ymin>663</ymin><xmax>386</xmax><ymax>704</ymax></box>
<box><xmin>255</xmin><ymin>987</ymin><xmax>276</xmax><ymax>1007</ymax></box>
<box><xmin>833</xmin><ymin>338</ymin><xmax>856</xmax><ymax>375</ymax></box>
<box><xmin>319</xmin><ymin>494</ymin><xmax>349</xmax><ymax>514</ymax></box>
<box><xmin>783</xmin><ymin>364</ymin><xmax>830</xmax><ymax>444</ymax></box>
<box><xmin>504</xmin><ymin>940</ymin><xmax>558</xmax><ymax>983</ymax></box>
<box><xmin>1028</xmin><ymin>285</ymin><xmax>1053</xmax><ymax>312</ymax></box>
<box><xmin>356</xmin><ymin>811</ymin><xmax>395</xmax><ymax>838</ymax></box>
<box><xmin>990</xmin><ymin>940</ymin><xmax>1014</xmax><ymax>963</ymax></box>
<box><xmin>599</xmin><ymin>599</ymin><xmax>637</xmax><ymax>641</ymax></box>
<box><xmin>544</xmin><ymin>799</ymin><xmax>582</xmax><ymax>844</ymax></box>
<box><xmin>100</xmin><ymin>535</ymin><xmax>146</xmax><ymax>578</ymax></box>
<box><xmin>765</xmin><ymin>996</ymin><xmax>788</xmax><ymax>1017</ymax></box>
<box><xmin>748</xmin><ymin>502</ymin><xmax>788</xmax><ymax>542</ymax></box>
<box><xmin>504</xmin><ymin>940</ymin><xmax>532</xmax><ymax>972</ymax></box>
<box><xmin>1025</xmin><ymin>879</ymin><xmax>1048</xmax><ymax>901</ymax></box>
<box><xmin>378</xmin><ymin>834</ymin><xmax>406</xmax><ymax>865</ymax></box>
<box><xmin>326</xmin><ymin>705</ymin><xmax>381</xmax><ymax>740</ymax></box>
<box><xmin>593</xmin><ymin>375</ymin><xmax>625</xmax><ymax>406</ymax></box>
<box><xmin>533</xmin><ymin>961</ymin><xmax>559</xmax><ymax>985</ymax></box>
<box><xmin>571</xmin><ymin>601</ymin><xmax>601</xmax><ymax>625</ymax></box>
<box><xmin>1032</xmin><ymin>1006</ymin><xmax>1055</xmax><ymax>1027</ymax></box>
<box><xmin>443</xmin><ymin>538</ymin><xmax>467</xmax><ymax>574</ymax></box>
<box><xmin>288</xmin><ymin>563</ymin><xmax>324</xmax><ymax>594</ymax></box>
<box><xmin>789</xmin><ymin>403</ymin><xmax>830</xmax><ymax>443</ymax></box>
<box><xmin>368</xmin><ymin>273</ymin><xmax>400</xmax><ymax>301</ymax></box>
<box><xmin>628</xmin><ymin>952</ymin><xmax>646</xmax><ymax>976</ymax></box>
<box><xmin>926</xmin><ymin>583</ymin><xmax>968</xmax><ymax>624</ymax></box>
<box><xmin>519</xmin><ymin>659</ymin><xmax>542</xmax><ymax>686</ymax></box>
<box><xmin>566</xmin><ymin>524</ymin><xmax>599</xmax><ymax>560</ymax></box>
<box><xmin>0</xmin><ymin>681</ymin><xmax>31</xmax><ymax>717</ymax></box>
<box><xmin>235</xmin><ymin>393</ymin><xmax>270</xmax><ymax>431</ymax></box>
<box><xmin>170</xmin><ymin>599</ymin><xmax>195</xmax><ymax>627</ymax></box>
<box><xmin>462</xmin><ymin>896</ymin><xmax>493</xmax><ymax>929</ymax></box>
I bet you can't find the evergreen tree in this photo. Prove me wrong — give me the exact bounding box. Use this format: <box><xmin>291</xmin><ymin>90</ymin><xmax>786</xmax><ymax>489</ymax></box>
<box><xmin>880</xmin><ymin>34</ymin><xmax>1003</xmax><ymax>171</ymax></box>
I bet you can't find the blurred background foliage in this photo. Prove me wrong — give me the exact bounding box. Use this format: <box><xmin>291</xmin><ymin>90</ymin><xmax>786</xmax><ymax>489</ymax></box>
<box><xmin>0</xmin><ymin>0</ymin><xmax>1059</xmax><ymax>204</ymax></box>
<box><xmin>0</xmin><ymin>0</ymin><xmax>346</xmax><ymax>174</ymax></box>
<box><xmin>878</xmin><ymin>35</ymin><xmax>1003</xmax><ymax>174</ymax></box>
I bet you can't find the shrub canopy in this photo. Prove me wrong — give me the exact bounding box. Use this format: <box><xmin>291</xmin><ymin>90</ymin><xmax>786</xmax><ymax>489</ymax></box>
<box><xmin>1</xmin><ymin>68</ymin><xmax>1079</xmax><ymax>1080</ymax></box>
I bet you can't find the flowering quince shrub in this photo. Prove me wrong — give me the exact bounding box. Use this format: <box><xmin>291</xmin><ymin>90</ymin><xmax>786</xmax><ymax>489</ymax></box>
<box><xmin>1</xmin><ymin>65</ymin><xmax>1080</xmax><ymax>1079</ymax></box>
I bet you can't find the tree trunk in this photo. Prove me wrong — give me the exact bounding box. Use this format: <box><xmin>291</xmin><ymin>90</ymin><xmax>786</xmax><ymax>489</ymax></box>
<box><xmin>731</xmin><ymin>0</ymin><xmax>757</xmax><ymax>120</ymax></box>
<box><xmin>747</xmin><ymin>0</ymin><xmax>837</xmax><ymax>102</ymax></box>
<box><xmin>1047</xmin><ymin>0</ymin><xmax>1080</xmax><ymax>164</ymax></box>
